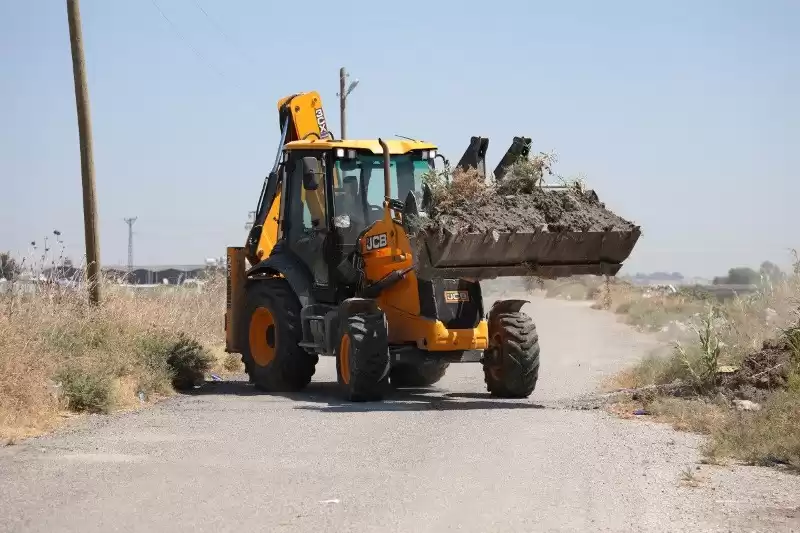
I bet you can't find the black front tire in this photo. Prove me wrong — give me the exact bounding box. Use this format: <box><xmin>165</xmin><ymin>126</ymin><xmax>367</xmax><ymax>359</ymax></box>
<box><xmin>239</xmin><ymin>278</ymin><xmax>318</xmax><ymax>392</ymax></box>
<box><xmin>482</xmin><ymin>311</ymin><xmax>540</xmax><ymax>398</ymax></box>
<box><xmin>335</xmin><ymin>311</ymin><xmax>391</xmax><ymax>402</ymax></box>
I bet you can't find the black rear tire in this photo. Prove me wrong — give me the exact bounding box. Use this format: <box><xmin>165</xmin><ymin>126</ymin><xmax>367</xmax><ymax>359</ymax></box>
<box><xmin>390</xmin><ymin>360</ymin><xmax>450</xmax><ymax>387</ymax></box>
<box><xmin>335</xmin><ymin>310</ymin><xmax>390</xmax><ymax>402</ymax></box>
<box><xmin>239</xmin><ymin>278</ymin><xmax>318</xmax><ymax>392</ymax></box>
<box><xmin>483</xmin><ymin>311</ymin><xmax>540</xmax><ymax>398</ymax></box>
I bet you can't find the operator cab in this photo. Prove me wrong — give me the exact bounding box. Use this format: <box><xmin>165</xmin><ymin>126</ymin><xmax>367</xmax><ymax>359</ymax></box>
<box><xmin>278</xmin><ymin>141</ymin><xmax>437</xmax><ymax>303</ymax></box>
<box><xmin>331</xmin><ymin>149</ymin><xmax>433</xmax><ymax>235</ymax></box>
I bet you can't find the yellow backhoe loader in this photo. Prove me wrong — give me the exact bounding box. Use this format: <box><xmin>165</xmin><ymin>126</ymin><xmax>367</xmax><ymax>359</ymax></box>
<box><xmin>225</xmin><ymin>90</ymin><xmax>640</xmax><ymax>401</ymax></box>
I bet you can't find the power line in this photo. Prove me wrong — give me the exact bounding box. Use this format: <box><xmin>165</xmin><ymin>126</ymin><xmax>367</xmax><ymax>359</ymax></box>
<box><xmin>149</xmin><ymin>0</ymin><xmax>244</xmax><ymax>92</ymax></box>
<box><xmin>188</xmin><ymin>0</ymin><xmax>261</xmax><ymax>68</ymax></box>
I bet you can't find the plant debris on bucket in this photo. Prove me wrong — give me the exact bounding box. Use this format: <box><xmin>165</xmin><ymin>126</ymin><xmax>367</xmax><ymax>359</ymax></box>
<box><xmin>417</xmin><ymin>152</ymin><xmax>637</xmax><ymax>235</ymax></box>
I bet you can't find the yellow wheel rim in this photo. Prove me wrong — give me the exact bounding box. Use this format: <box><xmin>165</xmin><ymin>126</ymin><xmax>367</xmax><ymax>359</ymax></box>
<box><xmin>249</xmin><ymin>307</ymin><xmax>277</xmax><ymax>367</ymax></box>
<box><xmin>339</xmin><ymin>334</ymin><xmax>351</xmax><ymax>385</ymax></box>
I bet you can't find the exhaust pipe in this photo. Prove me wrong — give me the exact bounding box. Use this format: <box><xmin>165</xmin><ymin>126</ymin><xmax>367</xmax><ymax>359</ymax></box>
<box><xmin>378</xmin><ymin>138</ymin><xmax>391</xmax><ymax>201</ymax></box>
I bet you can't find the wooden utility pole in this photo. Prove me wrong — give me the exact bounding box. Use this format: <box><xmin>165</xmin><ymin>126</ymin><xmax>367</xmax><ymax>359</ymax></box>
<box><xmin>67</xmin><ymin>0</ymin><xmax>101</xmax><ymax>304</ymax></box>
<box><xmin>339</xmin><ymin>67</ymin><xmax>347</xmax><ymax>139</ymax></box>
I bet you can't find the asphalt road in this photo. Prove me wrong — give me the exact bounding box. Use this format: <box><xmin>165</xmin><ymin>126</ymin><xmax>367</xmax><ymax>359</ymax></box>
<box><xmin>1</xmin><ymin>295</ymin><xmax>798</xmax><ymax>533</ymax></box>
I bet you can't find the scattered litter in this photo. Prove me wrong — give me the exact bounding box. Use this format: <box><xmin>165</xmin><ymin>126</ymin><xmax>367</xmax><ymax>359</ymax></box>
<box><xmin>137</xmin><ymin>391</ymin><xmax>146</xmax><ymax>403</ymax></box>
<box><xmin>319</xmin><ymin>499</ymin><xmax>340</xmax><ymax>504</ymax></box>
<box><xmin>210</xmin><ymin>374</ymin><xmax>223</xmax><ymax>382</ymax></box>
<box><xmin>717</xmin><ymin>365</ymin><xmax>738</xmax><ymax>374</ymax></box>
<box><xmin>733</xmin><ymin>399</ymin><xmax>761</xmax><ymax>412</ymax></box>
<box><xmin>633</xmin><ymin>408</ymin><xmax>650</xmax><ymax>416</ymax></box>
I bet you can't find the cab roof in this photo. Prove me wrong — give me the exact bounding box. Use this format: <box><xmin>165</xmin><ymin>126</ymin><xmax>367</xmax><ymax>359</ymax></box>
<box><xmin>284</xmin><ymin>138</ymin><xmax>437</xmax><ymax>155</ymax></box>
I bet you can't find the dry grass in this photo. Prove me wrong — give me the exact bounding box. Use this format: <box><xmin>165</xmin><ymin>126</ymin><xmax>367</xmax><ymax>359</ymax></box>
<box><xmin>589</xmin><ymin>280</ymin><xmax>709</xmax><ymax>333</ymax></box>
<box><xmin>495</xmin><ymin>151</ymin><xmax>558</xmax><ymax>195</ymax></box>
<box><xmin>536</xmin><ymin>275</ymin><xmax>708</xmax><ymax>335</ymax></box>
<box><xmin>648</xmin><ymin>397</ymin><xmax>730</xmax><ymax>434</ymax></box>
<box><xmin>610</xmin><ymin>252</ymin><xmax>800</xmax><ymax>470</ymax></box>
<box><xmin>617</xmin><ymin>296</ymin><xmax>707</xmax><ymax>332</ymax></box>
<box><xmin>419</xmin><ymin>150</ymin><xmax>566</xmax><ymax>223</ymax></box>
<box><xmin>0</xmin><ymin>272</ymin><xmax>227</xmax><ymax>441</ymax></box>
<box><xmin>421</xmin><ymin>166</ymin><xmax>489</xmax><ymax>219</ymax></box>
<box><xmin>679</xmin><ymin>465</ymin><xmax>707</xmax><ymax>488</ymax></box>
<box><xmin>604</xmin><ymin>345</ymin><xmax>690</xmax><ymax>390</ymax></box>
<box><xmin>538</xmin><ymin>275</ymin><xmax>606</xmax><ymax>301</ymax></box>
<box><xmin>714</xmin><ymin>276</ymin><xmax>800</xmax><ymax>365</ymax></box>
<box><xmin>705</xmin><ymin>390</ymin><xmax>800</xmax><ymax>469</ymax></box>
<box><xmin>0</xmin><ymin>330</ymin><xmax>60</xmax><ymax>441</ymax></box>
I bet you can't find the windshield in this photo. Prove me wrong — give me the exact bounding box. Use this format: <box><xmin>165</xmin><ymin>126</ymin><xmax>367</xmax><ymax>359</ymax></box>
<box><xmin>333</xmin><ymin>153</ymin><xmax>432</xmax><ymax>227</ymax></box>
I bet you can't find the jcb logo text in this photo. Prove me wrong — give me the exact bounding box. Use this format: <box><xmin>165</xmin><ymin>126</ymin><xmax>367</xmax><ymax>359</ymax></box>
<box><xmin>365</xmin><ymin>233</ymin><xmax>388</xmax><ymax>251</ymax></box>
<box><xmin>315</xmin><ymin>107</ymin><xmax>330</xmax><ymax>138</ymax></box>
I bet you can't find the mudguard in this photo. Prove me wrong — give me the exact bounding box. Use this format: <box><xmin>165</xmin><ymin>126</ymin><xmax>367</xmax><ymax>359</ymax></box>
<box><xmin>246</xmin><ymin>244</ymin><xmax>314</xmax><ymax>306</ymax></box>
<box><xmin>324</xmin><ymin>298</ymin><xmax>384</xmax><ymax>356</ymax></box>
<box><xmin>487</xmin><ymin>298</ymin><xmax>529</xmax><ymax>332</ymax></box>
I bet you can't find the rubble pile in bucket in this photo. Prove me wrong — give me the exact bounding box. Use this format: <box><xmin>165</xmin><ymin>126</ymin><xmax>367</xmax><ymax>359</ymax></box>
<box><xmin>417</xmin><ymin>152</ymin><xmax>637</xmax><ymax>235</ymax></box>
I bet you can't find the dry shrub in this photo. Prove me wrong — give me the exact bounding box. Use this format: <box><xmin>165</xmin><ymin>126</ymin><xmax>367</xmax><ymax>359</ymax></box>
<box><xmin>612</xmin><ymin>252</ymin><xmax>800</xmax><ymax>470</ymax></box>
<box><xmin>608</xmin><ymin>346</ymin><xmax>690</xmax><ymax>389</ymax></box>
<box><xmin>650</xmin><ymin>397</ymin><xmax>729</xmax><ymax>435</ymax></box>
<box><xmin>222</xmin><ymin>352</ymin><xmax>244</xmax><ymax>373</ymax></box>
<box><xmin>706</xmin><ymin>390</ymin><xmax>800</xmax><ymax>470</ymax></box>
<box><xmin>0</xmin><ymin>271</ymin><xmax>226</xmax><ymax>439</ymax></box>
<box><xmin>55</xmin><ymin>363</ymin><xmax>115</xmax><ymax>413</ymax></box>
<box><xmin>422</xmin><ymin>166</ymin><xmax>489</xmax><ymax>217</ymax></box>
<box><xmin>420</xmin><ymin>151</ymin><xmax>564</xmax><ymax>219</ymax></box>
<box><xmin>495</xmin><ymin>151</ymin><xmax>557</xmax><ymax>195</ymax></box>
<box><xmin>715</xmin><ymin>273</ymin><xmax>800</xmax><ymax>365</ymax></box>
<box><xmin>616</xmin><ymin>293</ymin><xmax>707</xmax><ymax>332</ymax></box>
<box><xmin>0</xmin><ymin>324</ymin><xmax>59</xmax><ymax>440</ymax></box>
<box><xmin>542</xmin><ymin>275</ymin><xmax>606</xmax><ymax>301</ymax></box>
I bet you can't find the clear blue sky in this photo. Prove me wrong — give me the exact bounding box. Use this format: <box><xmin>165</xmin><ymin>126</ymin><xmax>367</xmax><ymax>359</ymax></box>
<box><xmin>1</xmin><ymin>0</ymin><xmax>797</xmax><ymax>277</ymax></box>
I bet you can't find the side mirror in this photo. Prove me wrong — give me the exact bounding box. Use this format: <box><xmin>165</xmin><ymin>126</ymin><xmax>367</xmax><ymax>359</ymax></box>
<box><xmin>301</xmin><ymin>157</ymin><xmax>320</xmax><ymax>191</ymax></box>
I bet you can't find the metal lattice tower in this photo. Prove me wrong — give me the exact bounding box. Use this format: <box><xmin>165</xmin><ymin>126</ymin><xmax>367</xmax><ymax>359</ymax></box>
<box><xmin>124</xmin><ymin>217</ymin><xmax>137</xmax><ymax>272</ymax></box>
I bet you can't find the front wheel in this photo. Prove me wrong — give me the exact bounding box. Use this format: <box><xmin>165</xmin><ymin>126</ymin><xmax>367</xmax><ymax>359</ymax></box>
<box><xmin>239</xmin><ymin>278</ymin><xmax>318</xmax><ymax>392</ymax></box>
<box><xmin>335</xmin><ymin>310</ymin><xmax>391</xmax><ymax>402</ymax></box>
<box><xmin>482</xmin><ymin>311</ymin><xmax>540</xmax><ymax>398</ymax></box>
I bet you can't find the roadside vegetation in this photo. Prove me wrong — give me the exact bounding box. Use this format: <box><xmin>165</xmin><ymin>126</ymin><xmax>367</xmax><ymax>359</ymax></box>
<box><xmin>0</xmin><ymin>249</ymin><xmax>236</xmax><ymax>443</ymax></box>
<box><xmin>601</xmin><ymin>253</ymin><xmax>800</xmax><ymax>471</ymax></box>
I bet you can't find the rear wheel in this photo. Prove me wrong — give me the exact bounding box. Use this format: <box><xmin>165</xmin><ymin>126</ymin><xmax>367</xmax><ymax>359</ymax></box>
<box><xmin>390</xmin><ymin>360</ymin><xmax>450</xmax><ymax>387</ymax></box>
<box><xmin>239</xmin><ymin>278</ymin><xmax>318</xmax><ymax>391</ymax></box>
<box><xmin>482</xmin><ymin>311</ymin><xmax>540</xmax><ymax>398</ymax></box>
<box><xmin>335</xmin><ymin>310</ymin><xmax>390</xmax><ymax>402</ymax></box>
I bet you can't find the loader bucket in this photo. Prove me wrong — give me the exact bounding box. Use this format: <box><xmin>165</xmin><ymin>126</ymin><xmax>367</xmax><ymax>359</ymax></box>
<box><xmin>412</xmin><ymin>226</ymin><xmax>641</xmax><ymax>280</ymax></box>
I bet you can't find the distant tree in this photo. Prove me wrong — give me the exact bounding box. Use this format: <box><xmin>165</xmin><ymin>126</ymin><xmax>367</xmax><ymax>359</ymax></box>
<box><xmin>723</xmin><ymin>267</ymin><xmax>760</xmax><ymax>285</ymax></box>
<box><xmin>0</xmin><ymin>252</ymin><xmax>21</xmax><ymax>281</ymax></box>
<box><xmin>759</xmin><ymin>261</ymin><xmax>784</xmax><ymax>284</ymax></box>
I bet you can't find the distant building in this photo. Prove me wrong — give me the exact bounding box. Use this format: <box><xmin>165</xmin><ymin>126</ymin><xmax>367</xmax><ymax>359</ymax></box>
<box><xmin>40</xmin><ymin>264</ymin><xmax>209</xmax><ymax>285</ymax></box>
<box><xmin>103</xmin><ymin>265</ymin><xmax>208</xmax><ymax>285</ymax></box>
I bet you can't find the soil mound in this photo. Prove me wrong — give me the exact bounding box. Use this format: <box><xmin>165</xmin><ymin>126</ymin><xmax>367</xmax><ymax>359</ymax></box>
<box><xmin>431</xmin><ymin>187</ymin><xmax>636</xmax><ymax>234</ymax></box>
<box><xmin>421</xmin><ymin>165</ymin><xmax>636</xmax><ymax>235</ymax></box>
<box><xmin>720</xmin><ymin>337</ymin><xmax>796</xmax><ymax>403</ymax></box>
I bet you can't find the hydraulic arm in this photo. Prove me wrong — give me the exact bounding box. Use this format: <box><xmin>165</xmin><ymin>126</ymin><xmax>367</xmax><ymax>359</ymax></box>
<box><xmin>245</xmin><ymin>91</ymin><xmax>333</xmax><ymax>264</ymax></box>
